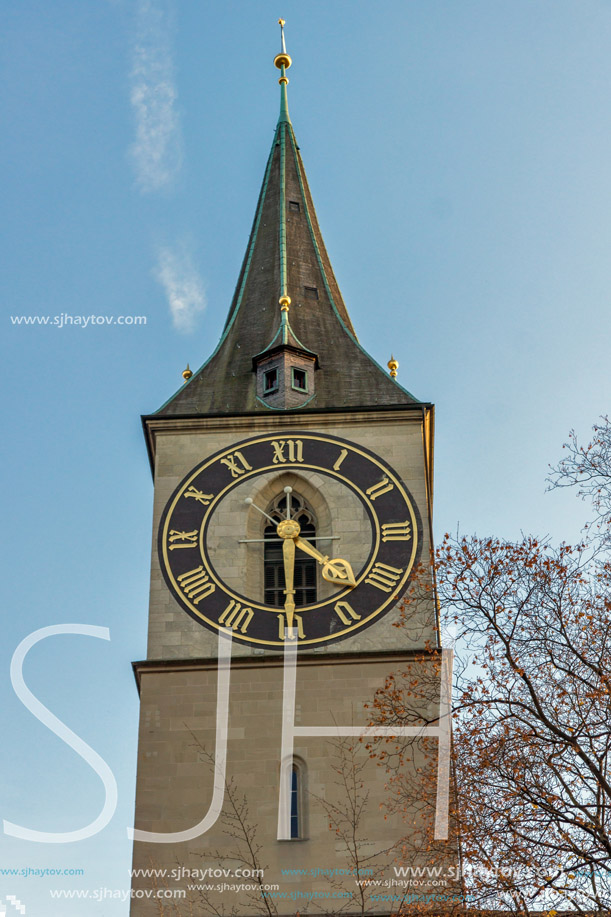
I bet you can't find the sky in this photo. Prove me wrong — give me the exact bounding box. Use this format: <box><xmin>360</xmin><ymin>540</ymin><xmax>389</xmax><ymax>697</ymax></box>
<box><xmin>2</xmin><ymin>1</ymin><xmax>611</xmax><ymax>914</ymax></box>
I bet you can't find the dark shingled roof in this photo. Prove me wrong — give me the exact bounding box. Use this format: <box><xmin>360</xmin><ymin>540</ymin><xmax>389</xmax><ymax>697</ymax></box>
<box><xmin>156</xmin><ymin>86</ymin><xmax>419</xmax><ymax>417</ymax></box>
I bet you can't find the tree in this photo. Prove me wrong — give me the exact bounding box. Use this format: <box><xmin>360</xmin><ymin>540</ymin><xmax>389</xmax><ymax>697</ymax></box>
<box><xmin>311</xmin><ymin>737</ymin><xmax>411</xmax><ymax>917</ymax></box>
<box><xmin>548</xmin><ymin>416</ymin><xmax>611</xmax><ymax>544</ymax></box>
<box><xmin>371</xmin><ymin>418</ymin><xmax>611</xmax><ymax>914</ymax></box>
<box><xmin>174</xmin><ymin>740</ymin><xmax>278</xmax><ymax>917</ymax></box>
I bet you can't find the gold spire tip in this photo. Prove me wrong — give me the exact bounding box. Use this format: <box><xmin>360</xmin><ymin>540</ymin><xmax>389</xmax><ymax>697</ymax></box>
<box><xmin>182</xmin><ymin>363</ymin><xmax>193</xmax><ymax>382</ymax></box>
<box><xmin>388</xmin><ymin>355</ymin><xmax>399</xmax><ymax>379</ymax></box>
<box><xmin>274</xmin><ymin>17</ymin><xmax>292</xmax><ymax>70</ymax></box>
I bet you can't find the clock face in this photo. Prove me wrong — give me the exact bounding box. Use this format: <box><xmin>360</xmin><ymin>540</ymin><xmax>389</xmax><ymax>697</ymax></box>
<box><xmin>158</xmin><ymin>432</ymin><xmax>422</xmax><ymax>647</ymax></box>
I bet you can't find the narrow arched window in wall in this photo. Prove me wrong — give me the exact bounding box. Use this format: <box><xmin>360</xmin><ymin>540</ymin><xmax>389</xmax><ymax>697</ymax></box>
<box><xmin>264</xmin><ymin>493</ymin><xmax>317</xmax><ymax>606</ymax></box>
<box><xmin>287</xmin><ymin>758</ymin><xmax>307</xmax><ymax>839</ymax></box>
<box><xmin>290</xmin><ymin>763</ymin><xmax>300</xmax><ymax>839</ymax></box>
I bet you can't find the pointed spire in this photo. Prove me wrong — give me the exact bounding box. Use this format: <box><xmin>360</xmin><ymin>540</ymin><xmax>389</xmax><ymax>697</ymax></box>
<box><xmin>154</xmin><ymin>24</ymin><xmax>419</xmax><ymax>417</ymax></box>
<box><xmin>274</xmin><ymin>19</ymin><xmax>292</xmax><ymax>125</ymax></box>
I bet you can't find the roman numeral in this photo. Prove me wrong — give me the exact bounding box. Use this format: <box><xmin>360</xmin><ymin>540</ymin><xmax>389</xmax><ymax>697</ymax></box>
<box><xmin>177</xmin><ymin>566</ymin><xmax>215</xmax><ymax>604</ymax></box>
<box><xmin>365</xmin><ymin>475</ymin><xmax>394</xmax><ymax>502</ymax></box>
<box><xmin>365</xmin><ymin>562</ymin><xmax>403</xmax><ymax>593</ymax></box>
<box><xmin>381</xmin><ymin>521</ymin><xmax>411</xmax><ymax>542</ymax></box>
<box><xmin>334</xmin><ymin>601</ymin><xmax>362</xmax><ymax>626</ymax></box>
<box><xmin>271</xmin><ymin>439</ymin><xmax>304</xmax><ymax>464</ymax></box>
<box><xmin>184</xmin><ymin>486</ymin><xmax>214</xmax><ymax>506</ymax></box>
<box><xmin>333</xmin><ymin>448</ymin><xmax>348</xmax><ymax>471</ymax></box>
<box><xmin>219</xmin><ymin>600</ymin><xmax>253</xmax><ymax>634</ymax></box>
<box><xmin>220</xmin><ymin>451</ymin><xmax>252</xmax><ymax>478</ymax></box>
<box><xmin>277</xmin><ymin>614</ymin><xmax>305</xmax><ymax>640</ymax></box>
<box><xmin>168</xmin><ymin>530</ymin><xmax>198</xmax><ymax>550</ymax></box>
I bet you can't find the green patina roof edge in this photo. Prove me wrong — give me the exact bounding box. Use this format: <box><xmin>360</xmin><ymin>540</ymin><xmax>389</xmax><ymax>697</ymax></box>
<box><xmin>278</xmin><ymin>115</ymin><xmax>288</xmax><ymax>301</ymax></box>
<box><xmin>278</xmin><ymin>66</ymin><xmax>291</xmax><ymax>126</ymax></box>
<box><xmin>254</xmin><ymin>294</ymin><xmax>317</xmax><ymax>359</ymax></box>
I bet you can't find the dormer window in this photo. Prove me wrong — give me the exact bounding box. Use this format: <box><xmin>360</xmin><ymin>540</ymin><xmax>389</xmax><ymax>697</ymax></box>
<box><xmin>289</xmin><ymin>200</ymin><xmax>300</xmax><ymax>212</ymax></box>
<box><xmin>254</xmin><ymin>328</ymin><xmax>317</xmax><ymax>409</ymax></box>
<box><xmin>304</xmin><ymin>285</ymin><xmax>319</xmax><ymax>300</ymax></box>
<box><xmin>292</xmin><ymin>368</ymin><xmax>308</xmax><ymax>392</ymax></box>
<box><xmin>263</xmin><ymin>368</ymin><xmax>278</xmax><ymax>394</ymax></box>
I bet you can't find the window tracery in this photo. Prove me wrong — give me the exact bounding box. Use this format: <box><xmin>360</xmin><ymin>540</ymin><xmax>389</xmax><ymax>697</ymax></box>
<box><xmin>263</xmin><ymin>493</ymin><xmax>317</xmax><ymax>607</ymax></box>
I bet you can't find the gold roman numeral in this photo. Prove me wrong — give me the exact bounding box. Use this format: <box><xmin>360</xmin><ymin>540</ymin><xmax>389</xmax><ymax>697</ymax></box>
<box><xmin>219</xmin><ymin>600</ymin><xmax>253</xmax><ymax>634</ymax></box>
<box><xmin>184</xmin><ymin>486</ymin><xmax>214</xmax><ymax>506</ymax></box>
<box><xmin>168</xmin><ymin>530</ymin><xmax>198</xmax><ymax>550</ymax></box>
<box><xmin>365</xmin><ymin>562</ymin><xmax>403</xmax><ymax>593</ymax></box>
<box><xmin>381</xmin><ymin>521</ymin><xmax>411</xmax><ymax>542</ymax></box>
<box><xmin>277</xmin><ymin>614</ymin><xmax>305</xmax><ymax>640</ymax></box>
<box><xmin>333</xmin><ymin>448</ymin><xmax>348</xmax><ymax>471</ymax></box>
<box><xmin>365</xmin><ymin>475</ymin><xmax>394</xmax><ymax>502</ymax></box>
<box><xmin>334</xmin><ymin>600</ymin><xmax>362</xmax><ymax>626</ymax></box>
<box><xmin>220</xmin><ymin>451</ymin><xmax>252</xmax><ymax>478</ymax></box>
<box><xmin>177</xmin><ymin>566</ymin><xmax>215</xmax><ymax>604</ymax></box>
<box><xmin>271</xmin><ymin>439</ymin><xmax>304</xmax><ymax>464</ymax></box>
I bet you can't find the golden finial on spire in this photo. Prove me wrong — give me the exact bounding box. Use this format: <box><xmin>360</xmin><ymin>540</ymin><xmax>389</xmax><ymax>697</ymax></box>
<box><xmin>182</xmin><ymin>363</ymin><xmax>193</xmax><ymax>382</ymax></box>
<box><xmin>274</xmin><ymin>18</ymin><xmax>292</xmax><ymax>73</ymax></box>
<box><xmin>388</xmin><ymin>355</ymin><xmax>399</xmax><ymax>379</ymax></box>
<box><xmin>279</xmin><ymin>295</ymin><xmax>291</xmax><ymax>313</ymax></box>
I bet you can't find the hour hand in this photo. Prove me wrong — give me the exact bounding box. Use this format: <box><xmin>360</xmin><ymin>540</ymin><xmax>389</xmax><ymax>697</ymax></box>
<box><xmin>293</xmin><ymin>536</ymin><xmax>356</xmax><ymax>588</ymax></box>
<box><xmin>282</xmin><ymin>536</ymin><xmax>296</xmax><ymax>629</ymax></box>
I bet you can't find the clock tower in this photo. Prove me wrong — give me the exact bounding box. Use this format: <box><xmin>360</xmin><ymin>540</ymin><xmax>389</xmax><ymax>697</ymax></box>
<box><xmin>130</xmin><ymin>24</ymin><xmax>455</xmax><ymax>915</ymax></box>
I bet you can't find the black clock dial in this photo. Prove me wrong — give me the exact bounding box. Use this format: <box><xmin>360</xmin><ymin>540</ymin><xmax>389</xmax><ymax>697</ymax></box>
<box><xmin>158</xmin><ymin>432</ymin><xmax>422</xmax><ymax>647</ymax></box>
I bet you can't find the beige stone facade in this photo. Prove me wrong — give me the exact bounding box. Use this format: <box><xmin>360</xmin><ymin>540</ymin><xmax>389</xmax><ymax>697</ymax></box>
<box><xmin>130</xmin><ymin>651</ymin><xmax>454</xmax><ymax>915</ymax></box>
<box><xmin>129</xmin><ymin>407</ymin><xmax>460</xmax><ymax>915</ymax></box>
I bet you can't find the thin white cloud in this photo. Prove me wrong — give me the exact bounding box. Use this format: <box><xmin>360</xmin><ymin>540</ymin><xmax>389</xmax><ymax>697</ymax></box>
<box><xmin>154</xmin><ymin>245</ymin><xmax>206</xmax><ymax>333</ymax></box>
<box><xmin>129</xmin><ymin>0</ymin><xmax>182</xmax><ymax>193</ymax></box>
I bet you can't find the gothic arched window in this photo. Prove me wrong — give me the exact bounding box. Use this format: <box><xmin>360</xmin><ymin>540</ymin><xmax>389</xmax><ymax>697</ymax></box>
<box><xmin>264</xmin><ymin>493</ymin><xmax>317</xmax><ymax>607</ymax></box>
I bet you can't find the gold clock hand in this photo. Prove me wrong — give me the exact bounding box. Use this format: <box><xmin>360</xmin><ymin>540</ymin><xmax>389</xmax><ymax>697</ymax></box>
<box><xmin>282</xmin><ymin>536</ymin><xmax>296</xmax><ymax>629</ymax></box>
<box><xmin>293</xmin><ymin>535</ymin><xmax>327</xmax><ymax>564</ymax></box>
<box><xmin>276</xmin><ymin>517</ymin><xmax>301</xmax><ymax>633</ymax></box>
<box><xmin>294</xmin><ymin>536</ymin><xmax>356</xmax><ymax>588</ymax></box>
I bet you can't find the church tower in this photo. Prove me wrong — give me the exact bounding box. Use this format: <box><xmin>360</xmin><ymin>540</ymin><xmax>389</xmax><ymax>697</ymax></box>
<box><xmin>130</xmin><ymin>23</ymin><xmax>455</xmax><ymax>914</ymax></box>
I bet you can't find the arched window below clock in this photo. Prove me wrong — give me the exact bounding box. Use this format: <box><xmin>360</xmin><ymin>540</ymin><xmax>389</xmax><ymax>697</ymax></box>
<box><xmin>289</xmin><ymin>757</ymin><xmax>307</xmax><ymax>839</ymax></box>
<box><xmin>264</xmin><ymin>493</ymin><xmax>317</xmax><ymax>607</ymax></box>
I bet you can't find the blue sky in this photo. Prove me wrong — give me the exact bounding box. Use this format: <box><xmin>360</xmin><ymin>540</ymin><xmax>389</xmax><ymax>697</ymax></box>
<box><xmin>2</xmin><ymin>1</ymin><xmax>611</xmax><ymax>914</ymax></box>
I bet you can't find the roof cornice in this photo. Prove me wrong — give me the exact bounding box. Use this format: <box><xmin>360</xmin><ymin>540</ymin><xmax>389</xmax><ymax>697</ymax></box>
<box><xmin>141</xmin><ymin>404</ymin><xmax>433</xmax><ymax>476</ymax></box>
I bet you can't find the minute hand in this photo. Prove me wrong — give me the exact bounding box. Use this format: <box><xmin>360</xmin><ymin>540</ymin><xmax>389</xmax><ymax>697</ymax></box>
<box><xmin>293</xmin><ymin>536</ymin><xmax>356</xmax><ymax>588</ymax></box>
